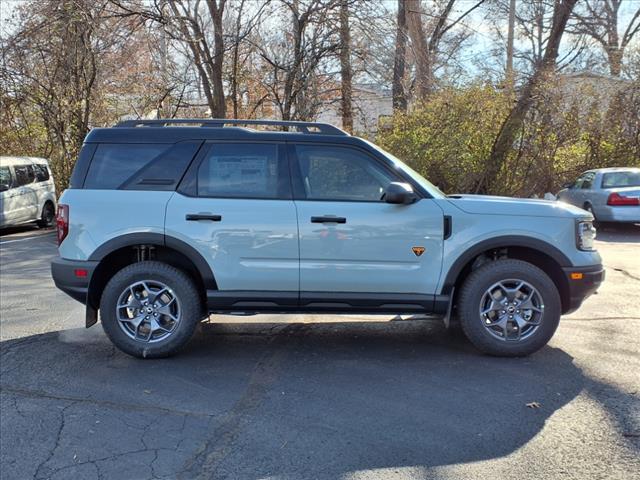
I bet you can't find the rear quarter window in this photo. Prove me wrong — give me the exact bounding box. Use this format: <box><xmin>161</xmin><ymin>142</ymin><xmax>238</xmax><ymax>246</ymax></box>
<box><xmin>84</xmin><ymin>144</ymin><xmax>170</xmax><ymax>190</ymax></box>
<box><xmin>34</xmin><ymin>164</ymin><xmax>50</xmax><ymax>182</ymax></box>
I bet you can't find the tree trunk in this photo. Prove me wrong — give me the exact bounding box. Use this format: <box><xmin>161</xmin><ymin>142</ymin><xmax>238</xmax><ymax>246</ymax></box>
<box><xmin>207</xmin><ymin>0</ymin><xmax>226</xmax><ymax>118</ymax></box>
<box><xmin>607</xmin><ymin>47</ymin><xmax>623</xmax><ymax>76</ymax></box>
<box><xmin>484</xmin><ymin>0</ymin><xmax>578</xmax><ymax>194</ymax></box>
<box><xmin>406</xmin><ymin>0</ymin><xmax>432</xmax><ymax>101</ymax></box>
<box><xmin>392</xmin><ymin>0</ymin><xmax>408</xmax><ymax>112</ymax></box>
<box><xmin>339</xmin><ymin>0</ymin><xmax>353</xmax><ymax>133</ymax></box>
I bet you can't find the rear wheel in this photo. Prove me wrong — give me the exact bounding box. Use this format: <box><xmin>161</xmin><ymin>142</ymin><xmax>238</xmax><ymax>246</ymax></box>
<box><xmin>457</xmin><ymin>259</ymin><xmax>561</xmax><ymax>357</ymax></box>
<box><xmin>37</xmin><ymin>202</ymin><xmax>55</xmax><ymax>228</ymax></box>
<box><xmin>100</xmin><ymin>261</ymin><xmax>202</xmax><ymax>358</ymax></box>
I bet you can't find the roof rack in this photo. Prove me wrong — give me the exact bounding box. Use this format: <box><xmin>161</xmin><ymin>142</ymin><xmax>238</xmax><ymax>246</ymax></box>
<box><xmin>115</xmin><ymin>118</ymin><xmax>348</xmax><ymax>136</ymax></box>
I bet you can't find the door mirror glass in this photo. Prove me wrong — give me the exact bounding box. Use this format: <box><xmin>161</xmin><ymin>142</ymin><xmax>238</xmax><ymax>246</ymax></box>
<box><xmin>0</xmin><ymin>183</ymin><xmax>9</xmax><ymax>192</ymax></box>
<box><xmin>383</xmin><ymin>182</ymin><xmax>417</xmax><ymax>205</ymax></box>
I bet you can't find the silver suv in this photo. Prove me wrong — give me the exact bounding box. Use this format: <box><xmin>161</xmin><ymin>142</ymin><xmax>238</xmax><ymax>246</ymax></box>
<box><xmin>51</xmin><ymin>119</ymin><xmax>604</xmax><ymax>358</ymax></box>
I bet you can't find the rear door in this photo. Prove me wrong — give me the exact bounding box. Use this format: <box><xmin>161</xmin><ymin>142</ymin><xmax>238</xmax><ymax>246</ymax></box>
<box><xmin>165</xmin><ymin>142</ymin><xmax>299</xmax><ymax>297</ymax></box>
<box><xmin>290</xmin><ymin>143</ymin><xmax>444</xmax><ymax>300</ymax></box>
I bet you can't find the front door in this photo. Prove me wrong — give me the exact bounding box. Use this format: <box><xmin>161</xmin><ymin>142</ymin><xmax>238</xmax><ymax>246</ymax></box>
<box><xmin>290</xmin><ymin>144</ymin><xmax>444</xmax><ymax>299</ymax></box>
<box><xmin>165</xmin><ymin>142</ymin><xmax>299</xmax><ymax>297</ymax></box>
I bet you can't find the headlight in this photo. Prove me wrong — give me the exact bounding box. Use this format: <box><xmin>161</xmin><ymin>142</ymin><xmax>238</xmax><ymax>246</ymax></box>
<box><xmin>576</xmin><ymin>220</ymin><xmax>596</xmax><ymax>251</ymax></box>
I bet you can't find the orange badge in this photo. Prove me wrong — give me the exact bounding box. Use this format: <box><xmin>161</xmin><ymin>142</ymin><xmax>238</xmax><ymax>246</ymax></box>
<box><xmin>412</xmin><ymin>246</ymin><xmax>425</xmax><ymax>257</ymax></box>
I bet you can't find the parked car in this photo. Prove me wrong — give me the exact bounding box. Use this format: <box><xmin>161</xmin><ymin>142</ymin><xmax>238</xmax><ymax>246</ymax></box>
<box><xmin>557</xmin><ymin>168</ymin><xmax>640</xmax><ymax>225</ymax></box>
<box><xmin>0</xmin><ymin>156</ymin><xmax>57</xmax><ymax>229</ymax></box>
<box><xmin>51</xmin><ymin>119</ymin><xmax>603</xmax><ymax>359</ymax></box>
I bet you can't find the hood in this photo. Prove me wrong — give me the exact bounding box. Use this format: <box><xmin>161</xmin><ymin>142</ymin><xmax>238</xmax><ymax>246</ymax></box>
<box><xmin>446</xmin><ymin>194</ymin><xmax>589</xmax><ymax>219</ymax></box>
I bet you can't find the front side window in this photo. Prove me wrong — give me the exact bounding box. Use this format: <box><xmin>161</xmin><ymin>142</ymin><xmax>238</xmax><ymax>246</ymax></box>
<box><xmin>294</xmin><ymin>145</ymin><xmax>395</xmax><ymax>201</ymax></box>
<box><xmin>0</xmin><ymin>166</ymin><xmax>13</xmax><ymax>191</ymax></box>
<box><xmin>602</xmin><ymin>171</ymin><xmax>640</xmax><ymax>188</ymax></box>
<box><xmin>197</xmin><ymin>143</ymin><xmax>285</xmax><ymax>198</ymax></box>
<box><xmin>581</xmin><ymin>172</ymin><xmax>596</xmax><ymax>189</ymax></box>
<box><xmin>34</xmin><ymin>164</ymin><xmax>50</xmax><ymax>182</ymax></box>
<box><xmin>14</xmin><ymin>165</ymin><xmax>35</xmax><ymax>186</ymax></box>
<box><xmin>84</xmin><ymin>144</ymin><xmax>170</xmax><ymax>189</ymax></box>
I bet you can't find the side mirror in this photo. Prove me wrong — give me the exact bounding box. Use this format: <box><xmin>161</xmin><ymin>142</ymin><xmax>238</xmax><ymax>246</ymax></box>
<box><xmin>382</xmin><ymin>182</ymin><xmax>418</xmax><ymax>205</ymax></box>
<box><xmin>562</xmin><ymin>182</ymin><xmax>574</xmax><ymax>189</ymax></box>
<box><xmin>0</xmin><ymin>183</ymin><xmax>9</xmax><ymax>192</ymax></box>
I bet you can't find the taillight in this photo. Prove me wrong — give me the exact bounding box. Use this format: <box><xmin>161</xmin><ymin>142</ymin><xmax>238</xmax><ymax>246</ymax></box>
<box><xmin>607</xmin><ymin>192</ymin><xmax>640</xmax><ymax>206</ymax></box>
<box><xmin>56</xmin><ymin>204</ymin><xmax>69</xmax><ymax>246</ymax></box>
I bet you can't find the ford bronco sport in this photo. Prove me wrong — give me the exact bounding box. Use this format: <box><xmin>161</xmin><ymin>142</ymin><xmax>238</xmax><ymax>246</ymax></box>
<box><xmin>51</xmin><ymin>119</ymin><xmax>604</xmax><ymax>358</ymax></box>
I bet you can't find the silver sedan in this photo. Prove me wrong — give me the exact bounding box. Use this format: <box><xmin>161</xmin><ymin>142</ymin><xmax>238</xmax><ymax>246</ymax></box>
<box><xmin>557</xmin><ymin>167</ymin><xmax>640</xmax><ymax>225</ymax></box>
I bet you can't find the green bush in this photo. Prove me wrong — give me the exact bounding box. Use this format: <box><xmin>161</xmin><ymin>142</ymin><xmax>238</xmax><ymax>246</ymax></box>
<box><xmin>377</xmin><ymin>81</ymin><xmax>640</xmax><ymax>197</ymax></box>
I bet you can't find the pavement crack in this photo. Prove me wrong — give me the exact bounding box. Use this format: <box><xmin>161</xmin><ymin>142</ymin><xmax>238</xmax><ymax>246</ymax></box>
<box><xmin>607</xmin><ymin>266</ymin><xmax>640</xmax><ymax>282</ymax></box>
<box><xmin>179</xmin><ymin>323</ymin><xmax>312</xmax><ymax>480</ymax></box>
<box><xmin>33</xmin><ymin>400</ymin><xmax>77</xmax><ymax>480</ymax></box>
<box><xmin>0</xmin><ymin>385</ymin><xmax>219</xmax><ymax>419</ymax></box>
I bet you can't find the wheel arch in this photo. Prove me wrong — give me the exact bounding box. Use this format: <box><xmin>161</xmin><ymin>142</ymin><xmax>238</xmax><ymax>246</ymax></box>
<box><xmin>86</xmin><ymin>233</ymin><xmax>216</xmax><ymax>326</ymax></box>
<box><xmin>442</xmin><ymin>236</ymin><xmax>573</xmax><ymax>314</ymax></box>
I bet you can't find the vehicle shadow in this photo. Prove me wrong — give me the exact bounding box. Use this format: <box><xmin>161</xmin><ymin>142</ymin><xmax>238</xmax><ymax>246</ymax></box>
<box><xmin>3</xmin><ymin>319</ymin><xmax>634</xmax><ymax>479</ymax></box>
<box><xmin>0</xmin><ymin>224</ymin><xmax>50</xmax><ymax>237</ymax></box>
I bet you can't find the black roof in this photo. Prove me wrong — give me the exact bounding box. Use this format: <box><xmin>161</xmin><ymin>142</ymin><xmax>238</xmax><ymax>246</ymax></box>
<box><xmin>85</xmin><ymin>119</ymin><xmax>351</xmax><ymax>144</ymax></box>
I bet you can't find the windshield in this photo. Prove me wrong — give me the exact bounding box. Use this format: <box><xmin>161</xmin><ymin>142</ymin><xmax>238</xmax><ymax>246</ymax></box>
<box><xmin>601</xmin><ymin>170</ymin><xmax>640</xmax><ymax>189</ymax></box>
<box><xmin>362</xmin><ymin>139</ymin><xmax>446</xmax><ymax>199</ymax></box>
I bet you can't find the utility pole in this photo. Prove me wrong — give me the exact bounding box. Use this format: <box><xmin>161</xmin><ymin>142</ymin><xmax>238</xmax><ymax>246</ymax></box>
<box><xmin>506</xmin><ymin>0</ymin><xmax>516</xmax><ymax>88</ymax></box>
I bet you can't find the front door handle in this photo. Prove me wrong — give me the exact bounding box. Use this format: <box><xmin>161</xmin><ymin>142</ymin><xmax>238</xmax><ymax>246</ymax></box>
<box><xmin>311</xmin><ymin>216</ymin><xmax>346</xmax><ymax>224</ymax></box>
<box><xmin>186</xmin><ymin>213</ymin><xmax>222</xmax><ymax>222</ymax></box>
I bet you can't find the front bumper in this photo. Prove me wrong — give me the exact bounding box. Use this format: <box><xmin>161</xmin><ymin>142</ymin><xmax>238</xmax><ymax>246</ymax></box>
<box><xmin>51</xmin><ymin>256</ymin><xmax>98</xmax><ymax>305</ymax></box>
<box><xmin>562</xmin><ymin>264</ymin><xmax>605</xmax><ymax>314</ymax></box>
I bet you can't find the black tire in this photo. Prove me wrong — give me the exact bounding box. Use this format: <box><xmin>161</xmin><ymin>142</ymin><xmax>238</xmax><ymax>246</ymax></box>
<box><xmin>100</xmin><ymin>261</ymin><xmax>202</xmax><ymax>358</ymax></box>
<box><xmin>37</xmin><ymin>202</ymin><xmax>55</xmax><ymax>228</ymax></box>
<box><xmin>457</xmin><ymin>259</ymin><xmax>561</xmax><ymax>357</ymax></box>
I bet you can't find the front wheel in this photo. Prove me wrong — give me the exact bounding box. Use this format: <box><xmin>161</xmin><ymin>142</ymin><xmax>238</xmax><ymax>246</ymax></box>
<box><xmin>100</xmin><ymin>261</ymin><xmax>202</xmax><ymax>358</ymax></box>
<box><xmin>457</xmin><ymin>259</ymin><xmax>561</xmax><ymax>357</ymax></box>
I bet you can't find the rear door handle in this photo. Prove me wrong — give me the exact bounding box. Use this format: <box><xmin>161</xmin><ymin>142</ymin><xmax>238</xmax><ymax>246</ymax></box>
<box><xmin>311</xmin><ymin>216</ymin><xmax>346</xmax><ymax>224</ymax></box>
<box><xmin>186</xmin><ymin>213</ymin><xmax>222</xmax><ymax>222</ymax></box>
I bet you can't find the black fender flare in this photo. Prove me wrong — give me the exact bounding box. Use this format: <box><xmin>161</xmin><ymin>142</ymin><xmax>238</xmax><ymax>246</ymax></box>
<box><xmin>88</xmin><ymin>232</ymin><xmax>217</xmax><ymax>290</ymax></box>
<box><xmin>441</xmin><ymin>235</ymin><xmax>572</xmax><ymax>295</ymax></box>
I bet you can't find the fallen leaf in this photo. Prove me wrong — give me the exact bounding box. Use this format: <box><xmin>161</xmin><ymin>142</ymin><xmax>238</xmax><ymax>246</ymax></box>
<box><xmin>526</xmin><ymin>402</ymin><xmax>541</xmax><ymax>409</ymax></box>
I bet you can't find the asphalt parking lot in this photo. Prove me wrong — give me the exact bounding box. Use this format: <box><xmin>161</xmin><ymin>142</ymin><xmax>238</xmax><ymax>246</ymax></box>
<box><xmin>1</xmin><ymin>225</ymin><xmax>639</xmax><ymax>480</ymax></box>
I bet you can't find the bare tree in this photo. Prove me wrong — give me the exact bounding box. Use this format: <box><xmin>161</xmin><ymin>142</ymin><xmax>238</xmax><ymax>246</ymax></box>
<box><xmin>339</xmin><ymin>0</ymin><xmax>353</xmax><ymax>132</ymax></box>
<box><xmin>256</xmin><ymin>0</ymin><xmax>341</xmax><ymax>121</ymax></box>
<box><xmin>1</xmin><ymin>0</ymin><xmax>113</xmax><ymax>188</ymax></box>
<box><xmin>485</xmin><ymin>0</ymin><xmax>579</xmax><ymax>193</ymax></box>
<box><xmin>393</xmin><ymin>0</ymin><xmax>408</xmax><ymax>111</ymax></box>
<box><xmin>405</xmin><ymin>0</ymin><xmax>486</xmax><ymax>100</ymax></box>
<box><xmin>163</xmin><ymin>0</ymin><xmax>226</xmax><ymax>117</ymax></box>
<box><xmin>572</xmin><ymin>0</ymin><xmax>640</xmax><ymax>76</ymax></box>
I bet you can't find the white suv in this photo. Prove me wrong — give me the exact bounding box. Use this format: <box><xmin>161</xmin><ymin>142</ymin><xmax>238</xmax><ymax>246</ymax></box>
<box><xmin>0</xmin><ymin>156</ymin><xmax>57</xmax><ymax>229</ymax></box>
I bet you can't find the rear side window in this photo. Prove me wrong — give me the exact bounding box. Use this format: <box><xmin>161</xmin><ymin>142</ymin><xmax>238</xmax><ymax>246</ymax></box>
<box><xmin>196</xmin><ymin>143</ymin><xmax>287</xmax><ymax>199</ymax></box>
<box><xmin>14</xmin><ymin>165</ymin><xmax>35</xmax><ymax>186</ymax></box>
<box><xmin>34</xmin><ymin>164</ymin><xmax>50</xmax><ymax>182</ymax></box>
<box><xmin>602</xmin><ymin>171</ymin><xmax>640</xmax><ymax>188</ymax></box>
<box><xmin>84</xmin><ymin>144</ymin><xmax>170</xmax><ymax>189</ymax></box>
